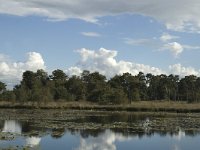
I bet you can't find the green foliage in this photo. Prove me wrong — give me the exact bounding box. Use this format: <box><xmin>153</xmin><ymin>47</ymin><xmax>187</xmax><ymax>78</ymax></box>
<box><xmin>0</xmin><ymin>81</ymin><xmax>6</xmax><ymax>92</ymax></box>
<box><xmin>36</xmin><ymin>69</ymin><xmax>49</xmax><ymax>86</ymax></box>
<box><xmin>22</xmin><ymin>70</ymin><xmax>36</xmax><ymax>89</ymax></box>
<box><xmin>14</xmin><ymin>85</ymin><xmax>28</xmax><ymax>102</ymax></box>
<box><xmin>1</xmin><ymin>69</ymin><xmax>200</xmax><ymax>104</ymax></box>
<box><xmin>0</xmin><ymin>90</ymin><xmax>16</xmax><ymax>101</ymax></box>
<box><xmin>54</xmin><ymin>86</ymin><xmax>71</xmax><ymax>101</ymax></box>
<box><xmin>106</xmin><ymin>87</ymin><xmax>128</xmax><ymax>104</ymax></box>
<box><xmin>66</xmin><ymin>75</ymin><xmax>86</xmax><ymax>101</ymax></box>
<box><xmin>51</xmin><ymin>69</ymin><xmax>68</xmax><ymax>81</ymax></box>
<box><xmin>178</xmin><ymin>75</ymin><xmax>197</xmax><ymax>102</ymax></box>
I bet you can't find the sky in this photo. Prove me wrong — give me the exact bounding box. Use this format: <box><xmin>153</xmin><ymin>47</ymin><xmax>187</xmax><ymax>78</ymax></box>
<box><xmin>1</xmin><ymin>0</ymin><xmax>200</xmax><ymax>87</ymax></box>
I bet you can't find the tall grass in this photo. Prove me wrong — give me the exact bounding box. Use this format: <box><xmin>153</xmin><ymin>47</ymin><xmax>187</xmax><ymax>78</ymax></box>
<box><xmin>0</xmin><ymin>100</ymin><xmax>200</xmax><ymax>113</ymax></box>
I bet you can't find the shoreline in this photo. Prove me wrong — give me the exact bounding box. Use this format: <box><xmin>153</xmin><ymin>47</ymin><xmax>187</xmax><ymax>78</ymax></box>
<box><xmin>0</xmin><ymin>101</ymin><xmax>200</xmax><ymax>113</ymax></box>
<box><xmin>0</xmin><ymin>108</ymin><xmax>200</xmax><ymax>136</ymax></box>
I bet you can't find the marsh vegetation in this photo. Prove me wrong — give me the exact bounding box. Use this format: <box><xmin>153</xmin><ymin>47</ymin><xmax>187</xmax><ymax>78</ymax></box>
<box><xmin>1</xmin><ymin>109</ymin><xmax>200</xmax><ymax>149</ymax></box>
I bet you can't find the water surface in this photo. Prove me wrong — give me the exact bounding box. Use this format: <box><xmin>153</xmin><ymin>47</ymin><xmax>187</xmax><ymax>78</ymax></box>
<box><xmin>0</xmin><ymin>110</ymin><xmax>200</xmax><ymax>150</ymax></box>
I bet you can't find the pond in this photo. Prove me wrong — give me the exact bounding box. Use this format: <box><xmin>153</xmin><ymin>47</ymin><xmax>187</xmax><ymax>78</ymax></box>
<box><xmin>0</xmin><ymin>109</ymin><xmax>200</xmax><ymax>150</ymax></box>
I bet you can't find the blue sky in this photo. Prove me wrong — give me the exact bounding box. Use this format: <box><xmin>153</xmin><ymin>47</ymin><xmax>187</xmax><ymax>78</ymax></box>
<box><xmin>1</xmin><ymin>0</ymin><xmax>200</xmax><ymax>87</ymax></box>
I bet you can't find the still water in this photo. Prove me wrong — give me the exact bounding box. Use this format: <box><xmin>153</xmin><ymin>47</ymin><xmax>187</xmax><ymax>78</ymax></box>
<box><xmin>0</xmin><ymin>118</ymin><xmax>200</xmax><ymax>150</ymax></box>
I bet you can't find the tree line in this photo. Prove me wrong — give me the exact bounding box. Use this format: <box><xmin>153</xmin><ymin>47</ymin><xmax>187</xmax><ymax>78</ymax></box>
<box><xmin>0</xmin><ymin>69</ymin><xmax>200</xmax><ymax>104</ymax></box>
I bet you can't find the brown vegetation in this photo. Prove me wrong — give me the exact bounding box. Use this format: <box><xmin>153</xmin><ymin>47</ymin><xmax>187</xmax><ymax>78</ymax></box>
<box><xmin>0</xmin><ymin>100</ymin><xmax>200</xmax><ymax>113</ymax></box>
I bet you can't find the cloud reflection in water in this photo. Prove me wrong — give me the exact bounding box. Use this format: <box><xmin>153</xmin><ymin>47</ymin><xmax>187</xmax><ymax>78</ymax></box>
<box><xmin>26</xmin><ymin>136</ymin><xmax>41</xmax><ymax>147</ymax></box>
<box><xmin>76</xmin><ymin>130</ymin><xmax>130</xmax><ymax>150</ymax></box>
<box><xmin>2</xmin><ymin>120</ymin><xmax>22</xmax><ymax>134</ymax></box>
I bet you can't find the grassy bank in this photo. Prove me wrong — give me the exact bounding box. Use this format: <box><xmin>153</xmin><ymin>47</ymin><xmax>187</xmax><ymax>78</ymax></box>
<box><xmin>0</xmin><ymin>101</ymin><xmax>200</xmax><ymax>113</ymax></box>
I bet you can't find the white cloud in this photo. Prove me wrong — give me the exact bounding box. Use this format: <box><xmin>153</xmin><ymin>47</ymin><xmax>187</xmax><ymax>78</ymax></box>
<box><xmin>169</xmin><ymin>63</ymin><xmax>200</xmax><ymax>77</ymax></box>
<box><xmin>66</xmin><ymin>66</ymin><xmax>82</xmax><ymax>76</ymax></box>
<box><xmin>161</xmin><ymin>42</ymin><xmax>183</xmax><ymax>57</ymax></box>
<box><xmin>0</xmin><ymin>52</ymin><xmax>46</xmax><ymax>87</ymax></box>
<box><xmin>1</xmin><ymin>49</ymin><xmax>200</xmax><ymax>88</ymax></box>
<box><xmin>183</xmin><ymin>45</ymin><xmax>200</xmax><ymax>50</ymax></box>
<box><xmin>67</xmin><ymin>48</ymin><xmax>200</xmax><ymax>78</ymax></box>
<box><xmin>81</xmin><ymin>32</ymin><xmax>101</xmax><ymax>37</ymax></box>
<box><xmin>0</xmin><ymin>0</ymin><xmax>200</xmax><ymax>32</ymax></box>
<box><xmin>124</xmin><ymin>38</ymin><xmax>150</xmax><ymax>46</ymax></box>
<box><xmin>66</xmin><ymin>48</ymin><xmax>164</xmax><ymax>78</ymax></box>
<box><xmin>25</xmin><ymin>52</ymin><xmax>45</xmax><ymax>71</ymax></box>
<box><xmin>160</xmin><ymin>42</ymin><xmax>200</xmax><ymax>57</ymax></box>
<box><xmin>160</xmin><ymin>33</ymin><xmax>179</xmax><ymax>42</ymax></box>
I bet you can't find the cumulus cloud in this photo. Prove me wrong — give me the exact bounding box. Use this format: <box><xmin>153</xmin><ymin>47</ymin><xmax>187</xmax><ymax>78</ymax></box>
<box><xmin>0</xmin><ymin>52</ymin><xmax>46</xmax><ymax>88</ymax></box>
<box><xmin>169</xmin><ymin>64</ymin><xmax>200</xmax><ymax>77</ymax></box>
<box><xmin>67</xmin><ymin>48</ymin><xmax>200</xmax><ymax>78</ymax></box>
<box><xmin>1</xmin><ymin>48</ymin><xmax>200</xmax><ymax>88</ymax></box>
<box><xmin>66</xmin><ymin>66</ymin><xmax>82</xmax><ymax>76</ymax></box>
<box><xmin>66</xmin><ymin>48</ymin><xmax>164</xmax><ymax>77</ymax></box>
<box><xmin>161</xmin><ymin>42</ymin><xmax>183</xmax><ymax>57</ymax></box>
<box><xmin>1</xmin><ymin>0</ymin><xmax>200</xmax><ymax>32</ymax></box>
<box><xmin>160</xmin><ymin>33</ymin><xmax>179</xmax><ymax>42</ymax></box>
<box><xmin>75</xmin><ymin>130</ymin><xmax>130</xmax><ymax>150</ymax></box>
<box><xmin>160</xmin><ymin>42</ymin><xmax>200</xmax><ymax>57</ymax></box>
<box><xmin>81</xmin><ymin>32</ymin><xmax>101</xmax><ymax>37</ymax></box>
<box><xmin>25</xmin><ymin>52</ymin><xmax>45</xmax><ymax>71</ymax></box>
